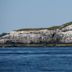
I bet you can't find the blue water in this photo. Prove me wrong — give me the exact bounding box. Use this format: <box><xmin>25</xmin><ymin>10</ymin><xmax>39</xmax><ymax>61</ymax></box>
<box><xmin>0</xmin><ymin>47</ymin><xmax>72</xmax><ymax>72</ymax></box>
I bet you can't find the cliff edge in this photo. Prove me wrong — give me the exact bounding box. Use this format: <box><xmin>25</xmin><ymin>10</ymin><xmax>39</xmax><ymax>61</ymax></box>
<box><xmin>0</xmin><ymin>22</ymin><xmax>72</xmax><ymax>47</ymax></box>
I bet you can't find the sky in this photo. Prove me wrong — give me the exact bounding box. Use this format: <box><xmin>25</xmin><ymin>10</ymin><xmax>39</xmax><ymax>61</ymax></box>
<box><xmin>0</xmin><ymin>0</ymin><xmax>72</xmax><ymax>33</ymax></box>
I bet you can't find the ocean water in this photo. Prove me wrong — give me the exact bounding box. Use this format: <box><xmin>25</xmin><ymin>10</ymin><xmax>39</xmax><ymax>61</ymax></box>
<box><xmin>0</xmin><ymin>47</ymin><xmax>72</xmax><ymax>72</ymax></box>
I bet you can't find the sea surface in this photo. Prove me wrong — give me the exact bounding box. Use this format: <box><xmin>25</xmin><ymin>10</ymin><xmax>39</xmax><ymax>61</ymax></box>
<box><xmin>0</xmin><ymin>47</ymin><xmax>72</xmax><ymax>72</ymax></box>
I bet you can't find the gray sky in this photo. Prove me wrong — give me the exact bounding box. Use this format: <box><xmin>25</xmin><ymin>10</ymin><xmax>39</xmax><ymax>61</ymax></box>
<box><xmin>0</xmin><ymin>0</ymin><xmax>72</xmax><ymax>33</ymax></box>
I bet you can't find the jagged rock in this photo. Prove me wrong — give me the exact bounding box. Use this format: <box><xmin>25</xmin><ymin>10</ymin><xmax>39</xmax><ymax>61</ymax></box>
<box><xmin>0</xmin><ymin>22</ymin><xmax>72</xmax><ymax>44</ymax></box>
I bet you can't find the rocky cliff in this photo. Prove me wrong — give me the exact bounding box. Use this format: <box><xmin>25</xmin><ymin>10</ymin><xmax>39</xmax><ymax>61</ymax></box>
<box><xmin>0</xmin><ymin>22</ymin><xmax>72</xmax><ymax>46</ymax></box>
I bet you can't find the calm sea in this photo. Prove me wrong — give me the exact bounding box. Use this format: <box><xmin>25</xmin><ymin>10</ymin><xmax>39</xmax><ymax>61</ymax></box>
<box><xmin>0</xmin><ymin>47</ymin><xmax>72</xmax><ymax>72</ymax></box>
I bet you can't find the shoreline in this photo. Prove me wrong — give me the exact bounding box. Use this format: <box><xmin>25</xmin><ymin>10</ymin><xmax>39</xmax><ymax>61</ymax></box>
<box><xmin>0</xmin><ymin>43</ymin><xmax>72</xmax><ymax>47</ymax></box>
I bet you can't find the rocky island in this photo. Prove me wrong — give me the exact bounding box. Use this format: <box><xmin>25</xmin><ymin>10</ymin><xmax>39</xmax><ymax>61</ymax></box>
<box><xmin>0</xmin><ymin>22</ymin><xmax>72</xmax><ymax>47</ymax></box>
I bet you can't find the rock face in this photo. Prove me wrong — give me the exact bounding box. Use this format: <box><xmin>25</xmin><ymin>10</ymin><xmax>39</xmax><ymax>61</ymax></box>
<box><xmin>53</xmin><ymin>24</ymin><xmax>72</xmax><ymax>43</ymax></box>
<box><xmin>0</xmin><ymin>22</ymin><xmax>72</xmax><ymax>44</ymax></box>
